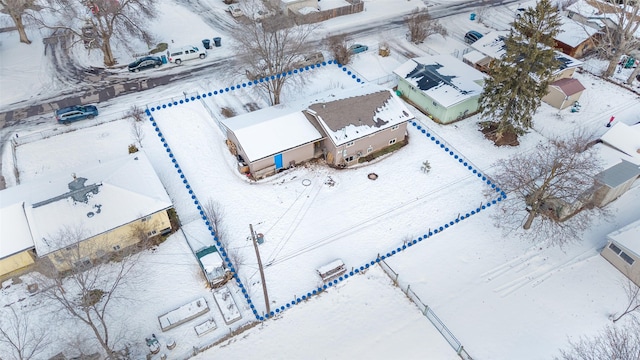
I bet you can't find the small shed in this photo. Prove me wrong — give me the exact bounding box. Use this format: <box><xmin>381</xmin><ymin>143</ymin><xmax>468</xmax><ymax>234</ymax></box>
<box><xmin>542</xmin><ymin>77</ymin><xmax>586</xmax><ymax>109</ymax></box>
<box><xmin>591</xmin><ymin>160</ymin><xmax>640</xmax><ymax>207</ymax></box>
<box><xmin>393</xmin><ymin>55</ymin><xmax>486</xmax><ymax>124</ymax></box>
<box><xmin>195</xmin><ymin>246</ymin><xmax>228</xmax><ymax>288</ymax></box>
<box><xmin>601</xmin><ymin>218</ymin><xmax>640</xmax><ymax>286</ymax></box>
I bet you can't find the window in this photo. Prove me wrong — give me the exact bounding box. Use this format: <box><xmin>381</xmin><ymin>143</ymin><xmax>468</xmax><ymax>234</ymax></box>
<box><xmin>367</xmin><ymin>146</ymin><xmax>373</xmax><ymax>154</ymax></box>
<box><xmin>141</xmin><ymin>215</ymin><xmax>151</xmax><ymax>222</ymax></box>
<box><xmin>346</xmin><ymin>141</ymin><xmax>354</xmax><ymax>147</ymax></box>
<box><xmin>620</xmin><ymin>252</ymin><xmax>635</xmax><ymax>265</ymax></box>
<box><xmin>344</xmin><ymin>155</ymin><xmax>355</xmax><ymax>162</ymax></box>
<box><xmin>113</xmin><ymin>245</ymin><xmax>121</xmax><ymax>251</ymax></box>
<box><xmin>74</xmin><ymin>257</ymin><xmax>92</xmax><ymax>270</ymax></box>
<box><xmin>389</xmin><ymin>138</ymin><xmax>396</xmax><ymax>145</ymax></box>
<box><xmin>391</xmin><ymin>124</ymin><xmax>399</xmax><ymax>131</ymax></box>
<box><xmin>147</xmin><ymin>229</ymin><xmax>157</xmax><ymax>237</ymax></box>
<box><xmin>609</xmin><ymin>243</ymin><xmax>622</xmax><ymax>255</ymax></box>
<box><xmin>432</xmin><ymin>101</ymin><xmax>438</xmax><ymax>107</ymax></box>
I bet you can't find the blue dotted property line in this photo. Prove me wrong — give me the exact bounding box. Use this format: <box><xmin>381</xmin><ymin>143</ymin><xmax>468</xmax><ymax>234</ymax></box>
<box><xmin>143</xmin><ymin>62</ymin><xmax>503</xmax><ymax>322</ymax></box>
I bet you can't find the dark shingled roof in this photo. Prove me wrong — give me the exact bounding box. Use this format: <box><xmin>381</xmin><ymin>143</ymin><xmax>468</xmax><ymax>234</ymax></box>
<box><xmin>308</xmin><ymin>90</ymin><xmax>396</xmax><ymax>132</ymax></box>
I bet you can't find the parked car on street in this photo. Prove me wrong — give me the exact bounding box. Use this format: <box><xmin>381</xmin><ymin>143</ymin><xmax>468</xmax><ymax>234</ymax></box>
<box><xmin>128</xmin><ymin>56</ymin><xmax>163</xmax><ymax>72</ymax></box>
<box><xmin>167</xmin><ymin>46</ymin><xmax>207</xmax><ymax>64</ymax></box>
<box><xmin>55</xmin><ymin>105</ymin><xmax>99</xmax><ymax>124</ymax></box>
<box><xmin>293</xmin><ymin>52</ymin><xmax>325</xmax><ymax>68</ymax></box>
<box><xmin>349</xmin><ymin>44</ymin><xmax>368</xmax><ymax>54</ymax></box>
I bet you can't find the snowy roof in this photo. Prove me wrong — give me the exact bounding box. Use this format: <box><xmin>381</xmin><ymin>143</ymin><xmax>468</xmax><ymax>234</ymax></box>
<box><xmin>0</xmin><ymin>202</ymin><xmax>34</xmax><ymax>258</ymax></box>
<box><xmin>471</xmin><ymin>31</ymin><xmax>583</xmax><ymax>74</ymax></box>
<box><xmin>0</xmin><ymin>153</ymin><xmax>173</xmax><ymax>257</ymax></box>
<box><xmin>393</xmin><ymin>55</ymin><xmax>486</xmax><ymax>108</ymax></box>
<box><xmin>307</xmin><ymin>85</ymin><xmax>414</xmax><ymax>146</ymax></box>
<box><xmin>462</xmin><ymin>50</ymin><xmax>490</xmax><ymax>64</ymax></box>
<box><xmin>607</xmin><ymin>217</ymin><xmax>640</xmax><ymax>258</ymax></box>
<box><xmin>471</xmin><ymin>31</ymin><xmax>509</xmax><ymax>59</ymax></box>
<box><xmin>221</xmin><ymin>110</ymin><xmax>322</xmax><ymax>163</ymax></box>
<box><xmin>600</xmin><ymin>122</ymin><xmax>640</xmax><ymax>164</ymax></box>
<box><xmin>550</xmin><ymin>78</ymin><xmax>586</xmax><ymax>96</ymax></box>
<box><xmin>555</xmin><ymin>17</ymin><xmax>599</xmax><ymax>47</ymax></box>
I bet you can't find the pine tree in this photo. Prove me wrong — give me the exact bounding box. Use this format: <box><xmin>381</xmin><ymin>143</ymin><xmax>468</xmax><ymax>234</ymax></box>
<box><xmin>479</xmin><ymin>0</ymin><xmax>562</xmax><ymax>142</ymax></box>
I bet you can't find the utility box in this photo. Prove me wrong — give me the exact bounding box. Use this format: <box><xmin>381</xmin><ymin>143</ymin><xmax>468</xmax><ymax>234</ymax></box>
<box><xmin>378</xmin><ymin>45</ymin><xmax>390</xmax><ymax>57</ymax></box>
<box><xmin>256</xmin><ymin>233</ymin><xmax>264</xmax><ymax>244</ymax></box>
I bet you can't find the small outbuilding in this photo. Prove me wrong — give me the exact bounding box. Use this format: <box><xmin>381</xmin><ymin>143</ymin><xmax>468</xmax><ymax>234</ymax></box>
<box><xmin>554</xmin><ymin>17</ymin><xmax>599</xmax><ymax>58</ymax></box>
<box><xmin>393</xmin><ymin>55</ymin><xmax>486</xmax><ymax>124</ymax></box>
<box><xmin>601</xmin><ymin>218</ymin><xmax>640</xmax><ymax>286</ymax></box>
<box><xmin>542</xmin><ymin>77</ymin><xmax>586</xmax><ymax>110</ymax></box>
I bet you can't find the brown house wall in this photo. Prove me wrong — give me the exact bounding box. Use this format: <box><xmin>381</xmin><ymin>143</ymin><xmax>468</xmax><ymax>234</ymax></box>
<box><xmin>325</xmin><ymin>122</ymin><xmax>408</xmax><ymax>166</ymax></box>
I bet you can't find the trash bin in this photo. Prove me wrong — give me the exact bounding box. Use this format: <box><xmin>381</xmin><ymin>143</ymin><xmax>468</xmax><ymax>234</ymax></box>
<box><xmin>202</xmin><ymin>39</ymin><xmax>211</xmax><ymax>49</ymax></box>
<box><xmin>256</xmin><ymin>233</ymin><xmax>264</xmax><ymax>244</ymax></box>
<box><xmin>160</xmin><ymin>55</ymin><xmax>167</xmax><ymax>64</ymax></box>
<box><xmin>470</xmin><ymin>13</ymin><xmax>476</xmax><ymax>20</ymax></box>
<box><xmin>213</xmin><ymin>37</ymin><xmax>221</xmax><ymax>48</ymax></box>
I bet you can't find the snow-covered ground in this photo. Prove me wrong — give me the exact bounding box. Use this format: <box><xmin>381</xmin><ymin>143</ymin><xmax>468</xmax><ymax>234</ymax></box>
<box><xmin>1</xmin><ymin>0</ymin><xmax>640</xmax><ymax>359</ymax></box>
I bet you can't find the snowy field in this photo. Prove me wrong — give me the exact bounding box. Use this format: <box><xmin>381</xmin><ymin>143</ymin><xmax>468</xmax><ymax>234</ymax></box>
<box><xmin>1</xmin><ymin>0</ymin><xmax>640</xmax><ymax>359</ymax></box>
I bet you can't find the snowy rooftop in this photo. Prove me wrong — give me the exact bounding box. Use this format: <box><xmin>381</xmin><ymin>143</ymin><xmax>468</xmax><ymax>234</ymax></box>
<box><xmin>607</xmin><ymin>217</ymin><xmax>640</xmax><ymax>257</ymax></box>
<box><xmin>306</xmin><ymin>84</ymin><xmax>414</xmax><ymax>146</ymax></box>
<box><xmin>462</xmin><ymin>49</ymin><xmax>490</xmax><ymax>64</ymax></box>
<box><xmin>0</xmin><ymin>153</ymin><xmax>173</xmax><ymax>257</ymax></box>
<box><xmin>393</xmin><ymin>55</ymin><xmax>486</xmax><ymax>107</ymax></box>
<box><xmin>471</xmin><ymin>31</ymin><xmax>583</xmax><ymax>73</ymax></box>
<box><xmin>470</xmin><ymin>30</ymin><xmax>509</xmax><ymax>59</ymax></box>
<box><xmin>600</xmin><ymin>122</ymin><xmax>640</xmax><ymax>165</ymax></box>
<box><xmin>0</xmin><ymin>202</ymin><xmax>34</xmax><ymax>258</ymax></box>
<box><xmin>221</xmin><ymin>110</ymin><xmax>322</xmax><ymax>163</ymax></box>
<box><xmin>555</xmin><ymin>17</ymin><xmax>599</xmax><ymax>47</ymax></box>
<box><xmin>596</xmin><ymin>160</ymin><xmax>640</xmax><ymax>188</ymax></box>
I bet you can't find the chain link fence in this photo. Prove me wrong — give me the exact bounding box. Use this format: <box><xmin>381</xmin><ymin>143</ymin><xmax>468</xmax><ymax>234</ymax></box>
<box><xmin>378</xmin><ymin>259</ymin><xmax>473</xmax><ymax>360</ymax></box>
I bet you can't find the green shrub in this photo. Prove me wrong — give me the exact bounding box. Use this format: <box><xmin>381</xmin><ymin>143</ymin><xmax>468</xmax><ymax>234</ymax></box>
<box><xmin>149</xmin><ymin>43</ymin><xmax>168</xmax><ymax>54</ymax></box>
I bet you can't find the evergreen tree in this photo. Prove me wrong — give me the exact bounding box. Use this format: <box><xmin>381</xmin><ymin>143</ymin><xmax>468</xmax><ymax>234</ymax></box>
<box><xmin>478</xmin><ymin>0</ymin><xmax>562</xmax><ymax>142</ymax></box>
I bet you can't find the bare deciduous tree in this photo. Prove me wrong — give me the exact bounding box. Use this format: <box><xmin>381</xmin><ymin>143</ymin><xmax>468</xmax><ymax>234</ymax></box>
<box><xmin>613</xmin><ymin>276</ymin><xmax>640</xmax><ymax>323</ymax></box>
<box><xmin>555</xmin><ymin>316</ymin><xmax>640</xmax><ymax>360</ymax></box>
<box><xmin>0</xmin><ymin>306</ymin><xmax>50</xmax><ymax>360</ymax></box>
<box><xmin>326</xmin><ymin>34</ymin><xmax>351</xmax><ymax>66</ymax></box>
<box><xmin>586</xmin><ymin>0</ymin><xmax>640</xmax><ymax>79</ymax></box>
<box><xmin>36</xmin><ymin>227</ymin><xmax>141</xmax><ymax>359</ymax></box>
<box><xmin>126</xmin><ymin>105</ymin><xmax>145</xmax><ymax>122</ymax></box>
<box><xmin>405</xmin><ymin>7</ymin><xmax>446</xmax><ymax>44</ymax></box>
<box><xmin>36</xmin><ymin>0</ymin><xmax>157</xmax><ymax>66</ymax></box>
<box><xmin>490</xmin><ymin>131</ymin><xmax>609</xmax><ymax>246</ymax></box>
<box><xmin>232</xmin><ymin>2</ymin><xmax>318</xmax><ymax>105</ymax></box>
<box><xmin>0</xmin><ymin>0</ymin><xmax>39</xmax><ymax>44</ymax></box>
<box><xmin>130</xmin><ymin>119</ymin><xmax>145</xmax><ymax>149</ymax></box>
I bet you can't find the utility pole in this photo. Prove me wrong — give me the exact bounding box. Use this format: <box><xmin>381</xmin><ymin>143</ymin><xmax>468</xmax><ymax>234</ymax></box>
<box><xmin>250</xmin><ymin>224</ymin><xmax>270</xmax><ymax>316</ymax></box>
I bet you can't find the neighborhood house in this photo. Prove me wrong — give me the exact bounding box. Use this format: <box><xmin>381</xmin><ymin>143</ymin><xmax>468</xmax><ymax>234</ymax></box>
<box><xmin>221</xmin><ymin>84</ymin><xmax>414</xmax><ymax>179</ymax></box>
<box><xmin>393</xmin><ymin>55</ymin><xmax>486</xmax><ymax>124</ymax></box>
<box><xmin>0</xmin><ymin>153</ymin><xmax>173</xmax><ymax>276</ymax></box>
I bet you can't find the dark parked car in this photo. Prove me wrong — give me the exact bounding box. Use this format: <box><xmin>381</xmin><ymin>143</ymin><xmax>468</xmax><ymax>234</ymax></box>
<box><xmin>55</xmin><ymin>105</ymin><xmax>99</xmax><ymax>124</ymax></box>
<box><xmin>464</xmin><ymin>30</ymin><xmax>483</xmax><ymax>44</ymax></box>
<box><xmin>349</xmin><ymin>44</ymin><xmax>369</xmax><ymax>54</ymax></box>
<box><xmin>128</xmin><ymin>56</ymin><xmax>163</xmax><ymax>72</ymax></box>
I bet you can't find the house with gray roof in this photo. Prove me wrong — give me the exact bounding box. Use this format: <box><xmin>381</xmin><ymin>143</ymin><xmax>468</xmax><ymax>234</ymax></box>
<box><xmin>393</xmin><ymin>55</ymin><xmax>486</xmax><ymax>124</ymax></box>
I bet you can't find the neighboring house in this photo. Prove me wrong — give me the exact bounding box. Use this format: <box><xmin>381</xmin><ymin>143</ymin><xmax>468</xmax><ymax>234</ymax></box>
<box><xmin>305</xmin><ymin>86</ymin><xmax>414</xmax><ymax>167</ymax></box>
<box><xmin>463</xmin><ymin>30</ymin><xmax>585</xmax><ymax>110</ymax></box>
<box><xmin>221</xmin><ymin>84</ymin><xmax>414</xmax><ymax>178</ymax></box>
<box><xmin>542</xmin><ymin>77</ymin><xmax>586</xmax><ymax>110</ymax></box>
<box><xmin>221</xmin><ymin>108</ymin><xmax>324</xmax><ymax>179</ymax></box>
<box><xmin>601</xmin><ymin>218</ymin><xmax>640</xmax><ymax>286</ymax></box>
<box><xmin>393</xmin><ymin>55</ymin><xmax>486</xmax><ymax>124</ymax></box>
<box><xmin>554</xmin><ymin>17</ymin><xmax>599</xmax><ymax>58</ymax></box>
<box><xmin>0</xmin><ymin>202</ymin><xmax>36</xmax><ymax>278</ymax></box>
<box><xmin>0</xmin><ymin>153</ymin><xmax>173</xmax><ymax>275</ymax></box>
